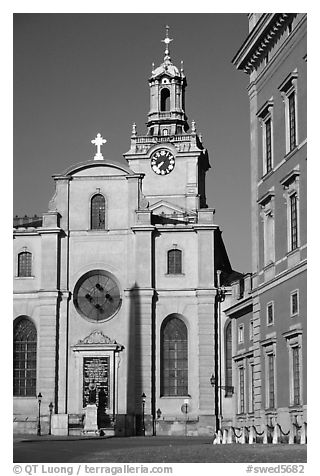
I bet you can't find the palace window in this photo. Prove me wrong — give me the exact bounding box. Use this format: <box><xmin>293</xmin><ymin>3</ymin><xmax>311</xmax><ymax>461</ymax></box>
<box><xmin>167</xmin><ymin>248</ymin><xmax>182</xmax><ymax>274</ymax></box>
<box><xmin>290</xmin><ymin>193</ymin><xmax>298</xmax><ymax>250</ymax></box>
<box><xmin>238</xmin><ymin>366</ymin><xmax>245</xmax><ymax>414</ymax></box>
<box><xmin>284</xmin><ymin>329</ymin><xmax>303</xmax><ymax>407</ymax></box>
<box><xmin>279</xmin><ymin>71</ymin><xmax>298</xmax><ymax>154</ymax></box>
<box><xmin>267</xmin><ymin>353</ymin><xmax>275</xmax><ymax>409</ymax></box>
<box><xmin>249</xmin><ymin>319</ymin><xmax>254</xmax><ymax>341</ymax></box>
<box><xmin>18</xmin><ymin>251</ymin><xmax>32</xmax><ymax>277</ymax></box>
<box><xmin>225</xmin><ymin>322</ymin><xmax>233</xmax><ymax>396</ymax></box>
<box><xmin>267</xmin><ymin>302</ymin><xmax>274</xmax><ymax>326</ymax></box>
<box><xmin>257</xmin><ymin>100</ymin><xmax>274</xmax><ymax>175</ymax></box>
<box><xmin>258</xmin><ymin>191</ymin><xmax>275</xmax><ymax>267</ymax></box>
<box><xmin>160</xmin><ymin>88</ymin><xmax>170</xmax><ymax>112</ymax></box>
<box><xmin>290</xmin><ymin>290</ymin><xmax>299</xmax><ymax>316</ymax></box>
<box><xmin>91</xmin><ymin>194</ymin><xmax>106</xmax><ymax>230</ymax></box>
<box><xmin>161</xmin><ymin>316</ymin><xmax>188</xmax><ymax>396</ymax></box>
<box><xmin>238</xmin><ymin>324</ymin><xmax>244</xmax><ymax>344</ymax></box>
<box><xmin>249</xmin><ymin>361</ymin><xmax>255</xmax><ymax>413</ymax></box>
<box><xmin>292</xmin><ymin>347</ymin><xmax>301</xmax><ymax>405</ymax></box>
<box><xmin>13</xmin><ymin>318</ymin><xmax>37</xmax><ymax>397</ymax></box>
<box><xmin>281</xmin><ymin>169</ymin><xmax>300</xmax><ymax>253</ymax></box>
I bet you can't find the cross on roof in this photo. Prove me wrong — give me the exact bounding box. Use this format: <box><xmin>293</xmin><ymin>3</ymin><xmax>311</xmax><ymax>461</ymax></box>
<box><xmin>91</xmin><ymin>133</ymin><xmax>107</xmax><ymax>160</ymax></box>
<box><xmin>161</xmin><ymin>25</ymin><xmax>173</xmax><ymax>58</ymax></box>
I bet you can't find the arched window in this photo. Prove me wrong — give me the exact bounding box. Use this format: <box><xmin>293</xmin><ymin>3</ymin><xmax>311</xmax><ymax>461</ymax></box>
<box><xmin>167</xmin><ymin>249</ymin><xmax>182</xmax><ymax>274</ymax></box>
<box><xmin>162</xmin><ymin>128</ymin><xmax>168</xmax><ymax>136</ymax></box>
<box><xmin>91</xmin><ymin>194</ymin><xmax>105</xmax><ymax>230</ymax></box>
<box><xmin>13</xmin><ymin>318</ymin><xmax>37</xmax><ymax>396</ymax></box>
<box><xmin>225</xmin><ymin>321</ymin><xmax>233</xmax><ymax>396</ymax></box>
<box><xmin>18</xmin><ymin>251</ymin><xmax>32</xmax><ymax>277</ymax></box>
<box><xmin>161</xmin><ymin>316</ymin><xmax>188</xmax><ymax>396</ymax></box>
<box><xmin>160</xmin><ymin>88</ymin><xmax>170</xmax><ymax>112</ymax></box>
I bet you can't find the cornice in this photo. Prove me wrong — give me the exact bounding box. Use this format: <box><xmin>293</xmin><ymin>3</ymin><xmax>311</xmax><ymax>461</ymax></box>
<box><xmin>232</xmin><ymin>13</ymin><xmax>296</xmax><ymax>74</ymax></box>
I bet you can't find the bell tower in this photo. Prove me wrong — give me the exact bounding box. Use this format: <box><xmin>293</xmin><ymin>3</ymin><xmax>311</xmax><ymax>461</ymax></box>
<box><xmin>147</xmin><ymin>26</ymin><xmax>188</xmax><ymax>137</ymax></box>
<box><xmin>124</xmin><ymin>26</ymin><xmax>210</xmax><ymax>214</ymax></box>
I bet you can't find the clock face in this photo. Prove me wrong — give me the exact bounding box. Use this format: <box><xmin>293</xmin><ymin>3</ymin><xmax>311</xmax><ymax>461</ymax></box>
<box><xmin>151</xmin><ymin>149</ymin><xmax>175</xmax><ymax>175</ymax></box>
<box><xmin>73</xmin><ymin>270</ymin><xmax>121</xmax><ymax>322</ymax></box>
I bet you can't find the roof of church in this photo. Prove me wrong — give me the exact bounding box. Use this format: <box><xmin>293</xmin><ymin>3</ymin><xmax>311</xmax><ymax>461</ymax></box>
<box><xmin>54</xmin><ymin>159</ymin><xmax>136</xmax><ymax>178</ymax></box>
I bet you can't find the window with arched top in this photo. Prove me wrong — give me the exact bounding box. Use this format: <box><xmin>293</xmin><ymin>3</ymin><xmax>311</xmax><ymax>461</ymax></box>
<box><xmin>161</xmin><ymin>316</ymin><xmax>188</xmax><ymax>396</ymax></box>
<box><xmin>167</xmin><ymin>249</ymin><xmax>182</xmax><ymax>274</ymax></box>
<box><xmin>225</xmin><ymin>321</ymin><xmax>233</xmax><ymax>396</ymax></box>
<box><xmin>13</xmin><ymin>318</ymin><xmax>37</xmax><ymax>396</ymax></box>
<box><xmin>91</xmin><ymin>194</ymin><xmax>106</xmax><ymax>230</ymax></box>
<box><xmin>18</xmin><ymin>251</ymin><xmax>32</xmax><ymax>277</ymax></box>
<box><xmin>160</xmin><ymin>88</ymin><xmax>170</xmax><ymax>112</ymax></box>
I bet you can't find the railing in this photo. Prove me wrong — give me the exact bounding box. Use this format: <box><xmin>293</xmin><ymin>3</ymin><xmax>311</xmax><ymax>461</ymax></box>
<box><xmin>212</xmin><ymin>422</ymin><xmax>307</xmax><ymax>445</ymax></box>
<box><xmin>134</xmin><ymin>134</ymin><xmax>193</xmax><ymax>144</ymax></box>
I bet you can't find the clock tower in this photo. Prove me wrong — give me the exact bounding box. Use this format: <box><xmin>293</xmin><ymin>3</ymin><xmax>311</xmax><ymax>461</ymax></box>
<box><xmin>124</xmin><ymin>26</ymin><xmax>210</xmax><ymax>216</ymax></box>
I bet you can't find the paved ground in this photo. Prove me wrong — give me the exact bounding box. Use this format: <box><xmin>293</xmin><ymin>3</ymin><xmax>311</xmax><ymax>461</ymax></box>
<box><xmin>13</xmin><ymin>435</ymin><xmax>307</xmax><ymax>463</ymax></box>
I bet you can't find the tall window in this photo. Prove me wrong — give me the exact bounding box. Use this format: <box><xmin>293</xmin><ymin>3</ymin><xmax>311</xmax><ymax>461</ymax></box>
<box><xmin>279</xmin><ymin>71</ymin><xmax>298</xmax><ymax>154</ymax></box>
<box><xmin>18</xmin><ymin>251</ymin><xmax>32</xmax><ymax>277</ymax></box>
<box><xmin>225</xmin><ymin>322</ymin><xmax>233</xmax><ymax>396</ymax></box>
<box><xmin>239</xmin><ymin>366</ymin><xmax>245</xmax><ymax>414</ymax></box>
<box><xmin>167</xmin><ymin>249</ymin><xmax>182</xmax><ymax>274</ymax></box>
<box><xmin>290</xmin><ymin>193</ymin><xmax>298</xmax><ymax>250</ymax></box>
<box><xmin>267</xmin><ymin>302</ymin><xmax>274</xmax><ymax>326</ymax></box>
<box><xmin>160</xmin><ymin>88</ymin><xmax>170</xmax><ymax>112</ymax></box>
<box><xmin>250</xmin><ymin>363</ymin><xmax>255</xmax><ymax>413</ymax></box>
<box><xmin>257</xmin><ymin>100</ymin><xmax>273</xmax><ymax>175</ymax></box>
<box><xmin>91</xmin><ymin>194</ymin><xmax>105</xmax><ymax>230</ymax></box>
<box><xmin>161</xmin><ymin>316</ymin><xmax>188</xmax><ymax>396</ymax></box>
<box><xmin>290</xmin><ymin>290</ymin><xmax>299</xmax><ymax>316</ymax></box>
<box><xmin>267</xmin><ymin>354</ymin><xmax>275</xmax><ymax>409</ymax></box>
<box><xmin>288</xmin><ymin>91</ymin><xmax>297</xmax><ymax>151</ymax></box>
<box><xmin>265</xmin><ymin>118</ymin><xmax>272</xmax><ymax>173</ymax></box>
<box><xmin>259</xmin><ymin>193</ymin><xmax>275</xmax><ymax>267</ymax></box>
<box><xmin>292</xmin><ymin>347</ymin><xmax>300</xmax><ymax>405</ymax></box>
<box><xmin>13</xmin><ymin>318</ymin><xmax>37</xmax><ymax>396</ymax></box>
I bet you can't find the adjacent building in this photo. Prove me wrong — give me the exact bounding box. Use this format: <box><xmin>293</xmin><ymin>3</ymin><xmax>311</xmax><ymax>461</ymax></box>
<box><xmin>224</xmin><ymin>13</ymin><xmax>307</xmax><ymax>434</ymax></box>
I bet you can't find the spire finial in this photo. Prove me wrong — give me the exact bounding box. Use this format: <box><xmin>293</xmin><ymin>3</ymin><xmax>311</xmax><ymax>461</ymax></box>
<box><xmin>161</xmin><ymin>25</ymin><xmax>173</xmax><ymax>61</ymax></box>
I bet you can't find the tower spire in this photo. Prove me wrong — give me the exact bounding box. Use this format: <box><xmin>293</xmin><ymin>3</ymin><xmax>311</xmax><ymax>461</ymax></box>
<box><xmin>161</xmin><ymin>25</ymin><xmax>173</xmax><ymax>61</ymax></box>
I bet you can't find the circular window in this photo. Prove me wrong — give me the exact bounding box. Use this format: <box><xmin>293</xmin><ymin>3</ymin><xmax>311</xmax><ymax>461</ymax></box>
<box><xmin>73</xmin><ymin>270</ymin><xmax>121</xmax><ymax>322</ymax></box>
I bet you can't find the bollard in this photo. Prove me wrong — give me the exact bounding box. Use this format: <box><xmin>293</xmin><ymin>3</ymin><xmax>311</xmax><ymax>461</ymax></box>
<box><xmin>263</xmin><ymin>425</ymin><xmax>268</xmax><ymax>444</ymax></box>
<box><xmin>249</xmin><ymin>426</ymin><xmax>254</xmax><ymax>444</ymax></box>
<box><xmin>240</xmin><ymin>427</ymin><xmax>246</xmax><ymax>444</ymax></box>
<box><xmin>222</xmin><ymin>428</ymin><xmax>228</xmax><ymax>444</ymax></box>
<box><xmin>227</xmin><ymin>427</ymin><xmax>233</xmax><ymax>444</ymax></box>
<box><xmin>300</xmin><ymin>422</ymin><xmax>307</xmax><ymax>444</ymax></box>
<box><xmin>289</xmin><ymin>422</ymin><xmax>295</xmax><ymax>444</ymax></box>
<box><xmin>272</xmin><ymin>424</ymin><xmax>279</xmax><ymax>444</ymax></box>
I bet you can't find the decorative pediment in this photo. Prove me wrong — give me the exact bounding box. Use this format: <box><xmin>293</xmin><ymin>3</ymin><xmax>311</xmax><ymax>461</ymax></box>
<box><xmin>149</xmin><ymin>200</ymin><xmax>186</xmax><ymax>216</ymax></box>
<box><xmin>73</xmin><ymin>330</ymin><xmax>123</xmax><ymax>352</ymax></box>
<box><xmin>78</xmin><ymin>330</ymin><xmax>117</xmax><ymax>345</ymax></box>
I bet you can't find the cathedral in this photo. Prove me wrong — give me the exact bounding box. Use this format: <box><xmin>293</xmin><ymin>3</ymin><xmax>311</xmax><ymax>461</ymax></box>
<box><xmin>13</xmin><ymin>15</ymin><xmax>307</xmax><ymax>440</ymax></box>
<box><xmin>13</xmin><ymin>27</ymin><xmax>237</xmax><ymax>436</ymax></box>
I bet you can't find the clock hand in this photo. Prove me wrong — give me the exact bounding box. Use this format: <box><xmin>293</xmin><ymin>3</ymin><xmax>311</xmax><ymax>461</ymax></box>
<box><xmin>158</xmin><ymin>161</ymin><xmax>164</xmax><ymax>168</ymax></box>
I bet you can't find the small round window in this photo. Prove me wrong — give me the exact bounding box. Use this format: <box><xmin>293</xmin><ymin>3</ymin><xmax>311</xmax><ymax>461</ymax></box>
<box><xmin>73</xmin><ymin>270</ymin><xmax>121</xmax><ymax>322</ymax></box>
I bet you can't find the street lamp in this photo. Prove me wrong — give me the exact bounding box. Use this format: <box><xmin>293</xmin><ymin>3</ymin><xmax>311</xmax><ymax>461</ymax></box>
<box><xmin>37</xmin><ymin>392</ymin><xmax>42</xmax><ymax>436</ymax></box>
<box><xmin>213</xmin><ymin>270</ymin><xmax>226</xmax><ymax>433</ymax></box>
<box><xmin>141</xmin><ymin>393</ymin><xmax>146</xmax><ymax>436</ymax></box>
<box><xmin>48</xmin><ymin>402</ymin><xmax>54</xmax><ymax>435</ymax></box>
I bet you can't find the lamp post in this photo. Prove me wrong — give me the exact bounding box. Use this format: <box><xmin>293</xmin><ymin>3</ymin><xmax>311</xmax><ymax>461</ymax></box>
<box><xmin>213</xmin><ymin>270</ymin><xmax>226</xmax><ymax>433</ymax></box>
<box><xmin>37</xmin><ymin>392</ymin><xmax>42</xmax><ymax>436</ymax></box>
<box><xmin>48</xmin><ymin>402</ymin><xmax>54</xmax><ymax>435</ymax></box>
<box><xmin>141</xmin><ymin>393</ymin><xmax>146</xmax><ymax>436</ymax></box>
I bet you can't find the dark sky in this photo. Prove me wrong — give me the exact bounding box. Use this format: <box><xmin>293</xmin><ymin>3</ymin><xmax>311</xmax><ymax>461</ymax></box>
<box><xmin>13</xmin><ymin>13</ymin><xmax>251</xmax><ymax>273</ymax></box>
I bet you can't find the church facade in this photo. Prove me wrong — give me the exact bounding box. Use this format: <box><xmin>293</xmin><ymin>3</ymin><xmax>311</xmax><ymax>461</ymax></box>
<box><xmin>13</xmin><ymin>28</ymin><xmax>235</xmax><ymax>436</ymax></box>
